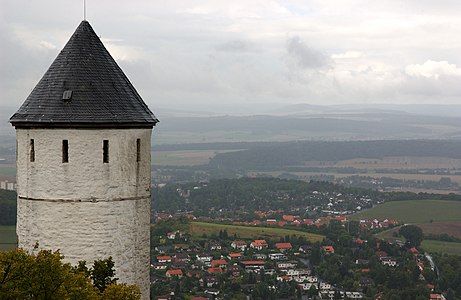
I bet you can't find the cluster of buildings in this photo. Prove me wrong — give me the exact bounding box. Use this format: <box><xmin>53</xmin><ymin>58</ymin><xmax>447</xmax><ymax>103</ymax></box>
<box><xmin>0</xmin><ymin>180</ymin><xmax>16</xmax><ymax>191</ymax></box>
<box><xmin>151</xmin><ymin>235</ymin><xmax>367</xmax><ymax>299</ymax></box>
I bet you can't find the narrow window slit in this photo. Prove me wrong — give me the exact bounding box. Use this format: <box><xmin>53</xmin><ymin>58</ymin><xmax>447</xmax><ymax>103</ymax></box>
<box><xmin>103</xmin><ymin>140</ymin><xmax>109</xmax><ymax>163</ymax></box>
<box><xmin>62</xmin><ymin>140</ymin><xmax>69</xmax><ymax>163</ymax></box>
<box><xmin>136</xmin><ymin>139</ymin><xmax>141</xmax><ymax>162</ymax></box>
<box><xmin>30</xmin><ymin>139</ymin><xmax>35</xmax><ymax>162</ymax></box>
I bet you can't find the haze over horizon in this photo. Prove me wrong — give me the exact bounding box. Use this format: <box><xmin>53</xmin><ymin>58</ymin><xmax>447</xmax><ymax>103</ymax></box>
<box><xmin>2</xmin><ymin>0</ymin><xmax>461</xmax><ymax>117</ymax></box>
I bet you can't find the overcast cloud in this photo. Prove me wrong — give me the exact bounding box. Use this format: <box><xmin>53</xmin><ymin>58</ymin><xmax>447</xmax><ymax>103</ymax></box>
<box><xmin>1</xmin><ymin>0</ymin><xmax>461</xmax><ymax>114</ymax></box>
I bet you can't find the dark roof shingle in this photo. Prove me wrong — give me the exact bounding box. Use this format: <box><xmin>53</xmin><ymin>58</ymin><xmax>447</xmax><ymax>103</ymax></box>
<box><xmin>10</xmin><ymin>20</ymin><xmax>158</xmax><ymax>128</ymax></box>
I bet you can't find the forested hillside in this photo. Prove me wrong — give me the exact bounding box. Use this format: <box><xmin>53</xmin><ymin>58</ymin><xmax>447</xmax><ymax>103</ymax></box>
<box><xmin>209</xmin><ymin>140</ymin><xmax>461</xmax><ymax>170</ymax></box>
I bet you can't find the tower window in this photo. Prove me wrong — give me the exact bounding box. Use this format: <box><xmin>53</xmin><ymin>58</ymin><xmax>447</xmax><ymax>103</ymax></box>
<box><xmin>103</xmin><ymin>140</ymin><xmax>109</xmax><ymax>163</ymax></box>
<box><xmin>62</xmin><ymin>140</ymin><xmax>69</xmax><ymax>163</ymax></box>
<box><xmin>30</xmin><ymin>139</ymin><xmax>35</xmax><ymax>162</ymax></box>
<box><xmin>136</xmin><ymin>139</ymin><xmax>141</xmax><ymax>162</ymax></box>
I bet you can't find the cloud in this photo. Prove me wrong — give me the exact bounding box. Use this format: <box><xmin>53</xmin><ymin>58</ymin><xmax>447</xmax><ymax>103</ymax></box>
<box><xmin>331</xmin><ymin>51</ymin><xmax>362</xmax><ymax>59</ymax></box>
<box><xmin>286</xmin><ymin>36</ymin><xmax>330</xmax><ymax>69</ymax></box>
<box><xmin>405</xmin><ymin>60</ymin><xmax>461</xmax><ymax>79</ymax></box>
<box><xmin>215</xmin><ymin>40</ymin><xmax>258</xmax><ymax>53</ymax></box>
<box><xmin>3</xmin><ymin>0</ymin><xmax>461</xmax><ymax>112</ymax></box>
<box><xmin>39</xmin><ymin>41</ymin><xmax>57</xmax><ymax>50</ymax></box>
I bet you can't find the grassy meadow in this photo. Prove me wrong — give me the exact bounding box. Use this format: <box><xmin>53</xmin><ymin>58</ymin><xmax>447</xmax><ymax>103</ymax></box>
<box><xmin>189</xmin><ymin>221</ymin><xmax>324</xmax><ymax>242</ymax></box>
<box><xmin>421</xmin><ymin>240</ymin><xmax>461</xmax><ymax>256</ymax></box>
<box><xmin>351</xmin><ymin>200</ymin><xmax>461</xmax><ymax>224</ymax></box>
<box><xmin>353</xmin><ymin>200</ymin><xmax>461</xmax><ymax>255</ymax></box>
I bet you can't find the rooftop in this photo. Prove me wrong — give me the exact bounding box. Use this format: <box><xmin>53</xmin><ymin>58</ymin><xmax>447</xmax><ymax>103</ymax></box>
<box><xmin>10</xmin><ymin>21</ymin><xmax>158</xmax><ymax>128</ymax></box>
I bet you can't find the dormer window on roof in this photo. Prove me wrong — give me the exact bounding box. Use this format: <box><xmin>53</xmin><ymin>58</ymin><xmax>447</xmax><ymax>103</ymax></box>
<box><xmin>63</xmin><ymin>90</ymin><xmax>73</xmax><ymax>101</ymax></box>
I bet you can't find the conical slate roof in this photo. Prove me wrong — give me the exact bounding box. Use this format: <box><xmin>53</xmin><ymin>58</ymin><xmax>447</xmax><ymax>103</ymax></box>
<box><xmin>10</xmin><ymin>21</ymin><xmax>158</xmax><ymax>128</ymax></box>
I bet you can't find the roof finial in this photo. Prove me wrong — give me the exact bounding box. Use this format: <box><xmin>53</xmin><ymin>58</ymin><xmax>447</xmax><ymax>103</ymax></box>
<box><xmin>83</xmin><ymin>0</ymin><xmax>86</xmax><ymax>20</ymax></box>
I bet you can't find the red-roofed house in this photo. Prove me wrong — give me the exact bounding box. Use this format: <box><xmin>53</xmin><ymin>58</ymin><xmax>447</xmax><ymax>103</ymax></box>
<box><xmin>266</xmin><ymin>219</ymin><xmax>277</xmax><ymax>225</ymax></box>
<box><xmin>322</xmin><ymin>246</ymin><xmax>335</xmax><ymax>254</ymax></box>
<box><xmin>250</xmin><ymin>240</ymin><xmax>268</xmax><ymax>250</ymax></box>
<box><xmin>157</xmin><ymin>256</ymin><xmax>172</xmax><ymax>263</ymax></box>
<box><xmin>166</xmin><ymin>269</ymin><xmax>183</xmax><ymax>278</ymax></box>
<box><xmin>208</xmin><ymin>267</ymin><xmax>223</xmax><ymax>274</ymax></box>
<box><xmin>355</xmin><ymin>239</ymin><xmax>367</xmax><ymax>245</ymax></box>
<box><xmin>228</xmin><ymin>253</ymin><xmax>243</xmax><ymax>260</ymax></box>
<box><xmin>282</xmin><ymin>215</ymin><xmax>295</xmax><ymax>222</ymax></box>
<box><xmin>430</xmin><ymin>294</ymin><xmax>445</xmax><ymax>300</ymax></box>
<box><xmin>240</xmin><ymin>260</ymin><xmax>266</xmax><ymax>270</ymax></box>
<box><xmin>409</xmin><ymin>247</ymin><xmax>419</xmax><ymax>256</ymax></box>
<box><xmin>303</xmin><ymin>219</ymin><xmax>314</xmax><ymax>226</ymax></box>
<box><xmin>211</xmin><ymin>259</ymin><xmax>228</xmax><ymax>268</ymax></box>
<box><xmin>231</xmin><ymin>241</ymin><xmax>247</xmax><ymax>251</ymax></box>
<box><xmin>275</xmin><ymin>242</ymin><xmax>293</xmax><ymax>252</ymax></box>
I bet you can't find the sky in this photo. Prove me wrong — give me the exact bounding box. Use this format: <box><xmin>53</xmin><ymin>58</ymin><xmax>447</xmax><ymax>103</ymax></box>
<box><xmin>1</xmin><ymin>0</ymin><xmax>461</xmax><ymax>115</ymax></box>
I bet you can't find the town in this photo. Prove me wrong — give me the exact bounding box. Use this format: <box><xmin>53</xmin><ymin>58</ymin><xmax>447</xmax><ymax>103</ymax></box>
<box><xmin>149</xmin><ymin>214</ymin><xmax>443</xmax><ymax>300</ymax></box>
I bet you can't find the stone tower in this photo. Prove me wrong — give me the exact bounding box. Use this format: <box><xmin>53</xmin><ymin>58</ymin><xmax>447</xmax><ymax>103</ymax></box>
<box><xmin>9</xmin><ymin>21</ymin><xmax>158</xmax><ymax>298</ymax></box>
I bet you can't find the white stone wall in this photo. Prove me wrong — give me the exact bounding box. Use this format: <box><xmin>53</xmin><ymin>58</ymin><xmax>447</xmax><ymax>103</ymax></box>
<box><xmin>16</xmin><ymin>128</ymin><xmax>152</xmax><ymax>299</ymax></box>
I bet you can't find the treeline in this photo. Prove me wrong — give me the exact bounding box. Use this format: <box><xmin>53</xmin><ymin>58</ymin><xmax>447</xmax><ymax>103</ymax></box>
<box><xmin>152</xmin><ymin>177</ymin><xmax>461</xmax><ymax>214</ymax></box>
<box><xmin>0</xmin><ymin>189</ymin><xmax>16</xmax><ymax>225</ymax></box>
<box><xmin>434</xmin><ymin>254</ymin><xmax>461</xmax><ymax>298</ymax></box>
<box><xmin>152</xmin><ymin>177</ymin><xmax>383</xmax><ymax>213</ymax></box>
<box><xmin>209</xmin><ymin>140</ymin><xmax>461</xmax><ymax>170</ymax></box>
<box><xmin>152</xmin><ymin>177</ymin><xmax>374</xmax><ymax>213</ymax></box>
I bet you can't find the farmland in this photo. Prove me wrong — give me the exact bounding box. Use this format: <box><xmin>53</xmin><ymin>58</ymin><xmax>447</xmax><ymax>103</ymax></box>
<box><xmin>353</xmin><ymin>200</ymin><xmax>461</xmax><ymax>255</ymax></box>
<box><xmin>417</xmin><ymin>221</ymin><xmax>461</xmax><ymax>239</ymax></box>
<box><xmin>189</xmin><ymin>221</ymin><xmax>324</xmax><ymax>242</ymax></box>
<box><xmin>421</xmin><ymin>240</ymin><xmax>461</xmax><ymax>256</ymax></box>
<box><xmin>350</xmin><ymin>200</ymin><xmax>461</xmax><ymax>224</ymax></box>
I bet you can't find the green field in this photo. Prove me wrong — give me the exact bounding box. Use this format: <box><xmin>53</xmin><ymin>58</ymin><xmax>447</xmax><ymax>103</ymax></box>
<box><xmin>189</xmin><ymin>221</ymin><xmax>324</xmax><ymax>242</ymax></box>
<box><xmin>0</xmin><ymin>226</ymin><xmax>16</xmax><ymax>251</ymax></box>
<box><xmin>421</xmin><ymin>240</ymin><xmax>461</xmax><ymax>256</ymax></box>
<box><xmin>351</xmin><ymin>200</ymin><xmax>461</xmax><ymax>224</ymax></box>
<box><xmin>352</xmin><ymin>200</ymin><xmax>461</xmax><ymax>255</ymax></box>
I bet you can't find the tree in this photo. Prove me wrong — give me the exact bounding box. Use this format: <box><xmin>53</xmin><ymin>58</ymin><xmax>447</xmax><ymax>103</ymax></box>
<box><xmin>101</xmin><ymin>284</ymin><xmax>141</xmax><ymax>300</ymax></box>
<box><xmin>0</xmin><ymin>248</ymin><xmax>99</xmax><ymax>300</ymax></box>
<box><xmin>0</xmin><ymin>248</ymin><xmax>140</xmax><ymax>299</ymax></box>
<box><xmin>399</xmin><ymin>225</ymin><xmax>424</xmax><ymax>247</ymax></box>
<box><xmin>90</xmin><ymin>257</ymin><xmax>118</xmax><ymax>292</ymax></box>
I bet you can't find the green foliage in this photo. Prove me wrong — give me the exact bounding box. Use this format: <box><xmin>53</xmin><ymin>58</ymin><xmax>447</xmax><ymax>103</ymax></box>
<box><xmin>89</xmin><ymin>257</ymin><xmax>118</xmax><ymax>292</ymax></box>
<box><xmin>399</xmin><ymin>225</ymin><xmax>424</xmax><ymax>247</ymax></box>
<box><xmin>153</xmin><ymin>177</ymin><xmax>382</xmax><ymax>213</ymax></box>
<box><xmin>101</xmin><ymin>283</ymin><xmax>141</xmax><ymax>300</ymax></box>
<box><xmin>0</xmin><ymin>248</ymin><xmax>140</xmax><ymax>299</ymax></box>
<box><xmin>435</xmin><ymin>254</ymin><xmax>461</xmax><ymax>298</ymax></box>
<box><xmin>209</xmin><ymin>140</ymin><xmax>461</xmax><ymax>171</ymax></box>
<box><xmin>0</xmin><ymin>248</ymin><xmax>99</xmax><ymax>299</ymax></box>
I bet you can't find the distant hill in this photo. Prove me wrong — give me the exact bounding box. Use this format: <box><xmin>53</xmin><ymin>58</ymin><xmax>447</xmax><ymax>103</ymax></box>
<box><xmin>208</xmin><ymin>140</ymin><xmax>461</xmax><ymax>170</ymax></box>
<box><xmin>153</xmin><ymin>109</ymin><xmax>461</xmax><ymax>144</ymax></box>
